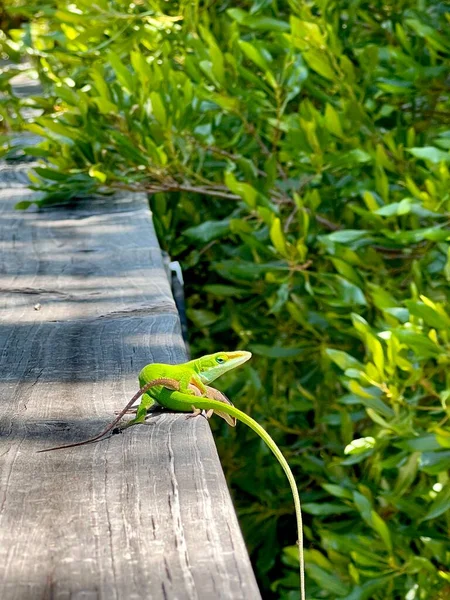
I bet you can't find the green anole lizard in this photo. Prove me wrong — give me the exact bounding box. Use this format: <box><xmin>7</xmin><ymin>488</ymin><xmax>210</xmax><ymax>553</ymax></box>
<box><xmin>39</xmin><ymin>351</ymin><xmax>305</xmax><ymax>600</ymax></box>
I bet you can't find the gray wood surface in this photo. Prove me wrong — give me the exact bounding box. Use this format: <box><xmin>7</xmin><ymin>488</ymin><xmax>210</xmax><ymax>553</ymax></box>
<box><xmin>0</xmin><ymin>162</ymin><xmax>261</xmax><ymax>599</ymax></box>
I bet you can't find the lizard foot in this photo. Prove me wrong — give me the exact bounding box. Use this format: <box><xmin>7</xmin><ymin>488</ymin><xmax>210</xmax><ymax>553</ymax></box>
<box><xmin>186</xmin><ymin>406</ymin><xmax>202</xmax><ymax>420</ymax></box>
<box><xmin>185</xmin><ymin>407</ymin><xmax>214</xmax><ymax>421</ymax></box>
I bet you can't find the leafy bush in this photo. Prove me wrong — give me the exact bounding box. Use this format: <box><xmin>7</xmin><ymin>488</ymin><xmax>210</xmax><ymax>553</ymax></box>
<box><xmin>2</xmin><ymin>1</ymin><xmax>450</xmax><ymax>597</ymax></box>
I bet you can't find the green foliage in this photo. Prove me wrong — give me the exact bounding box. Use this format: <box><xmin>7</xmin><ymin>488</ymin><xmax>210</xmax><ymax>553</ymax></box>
<box><xmin>2</xmin><ymin>0</ymin><xmax>450</xmax><ymax>597</ymax></box>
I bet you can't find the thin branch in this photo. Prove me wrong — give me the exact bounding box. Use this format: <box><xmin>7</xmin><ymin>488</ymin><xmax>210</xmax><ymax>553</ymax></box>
<box><xmin>159</xmin><ymin>183</ymin><xmax>241</xmax><ymax>200</ymax></box>
<box><xmin>315</xmin><ymin>214</ymin><xmax>341</xmax><ymax>231</ymax></box>
<box><xmin>113</xmin><ymin>180</ymin><xmax>343</xmax><ymax>232</ymax></box>
<box><xmin>290</xmin><ymin>260</ymin><xmax>313</xmax><ymax>272</ymax></box>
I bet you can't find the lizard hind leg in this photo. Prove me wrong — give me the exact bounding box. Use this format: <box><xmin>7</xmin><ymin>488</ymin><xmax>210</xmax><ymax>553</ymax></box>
<box><xmin>119</xmin><ymin>393</ymin><xmax>154</xmax><ymax>430</ymax></box>
<box><xmin>187</xmin><ymin>406</ymin><xmax>203</xmax><ymax>419</ymax></box>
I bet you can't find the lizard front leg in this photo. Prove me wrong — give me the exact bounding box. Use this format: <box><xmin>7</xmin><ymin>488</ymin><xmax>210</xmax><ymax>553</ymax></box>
<box><xmin>38</xmin><ymin>377</ymin><xmax>182</xmax><ymax>452</ymax></box>
<box><xmin>125</xmin><ymin>376</ymin><xmax>184</xmax><ymax>428</ymax></box>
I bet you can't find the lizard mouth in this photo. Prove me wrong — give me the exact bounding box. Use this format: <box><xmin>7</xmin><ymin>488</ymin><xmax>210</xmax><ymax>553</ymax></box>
<box><xmin>226</xmin><ymin>351</ymin><xmax>252</xmax><ymax>366</ymax></box>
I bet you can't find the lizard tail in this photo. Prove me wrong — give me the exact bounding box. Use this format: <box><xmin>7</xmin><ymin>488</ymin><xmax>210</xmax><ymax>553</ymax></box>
<box><xmin>37</xmin><ymin>377</ymin><xmax>181</xmax><ymax>453</ymax></box>
<box><xmin>185</xmin><ymin>397</ymin><xmax>305</xmax><ymax>600</ymax></box>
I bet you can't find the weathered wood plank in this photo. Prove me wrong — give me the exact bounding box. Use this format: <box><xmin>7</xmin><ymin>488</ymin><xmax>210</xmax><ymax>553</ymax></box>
<box><xmin>0</xmin><ymin>163</ymin><xmax>261</xmax><ymax>599</ymax></box>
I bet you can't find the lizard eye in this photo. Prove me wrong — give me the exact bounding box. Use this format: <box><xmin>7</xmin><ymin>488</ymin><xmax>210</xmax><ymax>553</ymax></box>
<box><xmin>216</xmin><ymin>357</ymin><xmax>225</xmax><ymax>364</ymax></box>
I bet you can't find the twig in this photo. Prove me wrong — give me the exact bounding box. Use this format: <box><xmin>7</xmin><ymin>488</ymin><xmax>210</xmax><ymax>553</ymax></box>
<box><xmin>315</xmin><ymin>214</ymin><xmax>341</xmax><ymax>231</ymax></box>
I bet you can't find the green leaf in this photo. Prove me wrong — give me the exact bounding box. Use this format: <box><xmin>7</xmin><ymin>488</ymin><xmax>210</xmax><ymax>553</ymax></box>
<box><xmin>305</xmin><ymin>564</ymin><xmax>349</xmax><ymax>596</ymax></box>
<box><xmin>344</xmin><ymin>437</ymin><xmax>376</xmax><ymax>455</ymax></box>
<box><xmin>322</xmin><ymin>483</ymin><xmax>353</xmax><ymax>500</ymax></box>
<box><xmin>184</xmin><ymin>220</ymin><xmax>230</xmax><ymax>243</ymax></box>
<box><xmin>270</xmin><ymin>218</ymin><xmax>288</xmax><ymax>256</ymax></box>
<box><xmin>345</xmin><ymin>392</ymin><xmax>394</xmax><ymax>419</ymax></box>
<box><xmin>366</xmin><ymin>333</ymin><xmax>385</xmax><ymax>376</ymax></box>
<box><xmin>186</xmin><ymin>309</ymin><xmax>218</xmax><ymax>328</ymax></box>
<box><xmin>88</xmin><ymin>165</ymin><xmax>107</xmax><ymax>183</ymax></box>
<box><xmin>365</xmin><ymin>408</ymin><xmax>396</xmax><ymax>431</ymax></box>
<box><xmin>419</xmin><ymin>451</ymin><xmax>450</xmax><ymax>475</ymax></box>
<box><xmin>14</xmin><ymin>201</ymin><xmax>33</xmax><ymax>210</ymax></box>
<box><xmin>150</xmin><ymin>92</ymin><xmax>167</xmax><ymax>126</ymax></box>
<box><xmin>370</xmin><ymin>512</ymin><xmax>393</xmax><ymax>553</ymax></box>
<box><xmin>405</xmin><ymin>18</ymin><xmax>449</xmax><ymax>52</ymax></box>
<box><xmin>34</xmin><ymin>118</ymin><xmax>78</xmax><ymax>144</ymax></box>
<box><xmin>238</xmin><ymin>40</ymin><xmax>271</xmax><ymax>71</ymax></box>
<box><xmin>224</xmin><ymin>172</ymin><xmax>257</xmax><ymax>208</ymax></box>
<box><xmin>324</xmin><ymin>230</ymin><xmax>369</xmax><ymax>243</ymax></box>
<box><xmin>333</xmin><ymin>276</ymin><xmax>367</xmax><ymax>306</ymax></box>
<box><xmin>423</xmin><ymin>484</ymin><xmax>450</xmax><ymax>521</ymax></box>
<box><xmin>208</xmin><ymin>92</ymin><xmax>240</xmax><ymax>112</ymax></box>
<box><xmin>326</xmin><ymin>349</ymin><xmax>364</xmax><ymax>371</ymax></box>
<box><xmin>393</xmin><ymin>452</ymin><xmax>420</xmax><ymax>497</ymax></box>
<box><xmin>331</xmin><ymin>149</ymin><xmax>372</xmax><ymax>168</ymax></box>
<box><xmin>204</xmin><ymin>284</ymin><xmax>249</xmax><ymax>297</ymax></box>
<box><xmin>33</xmin><ymin>167</ymin><xmax>68</xmax><ymax>181</ymax></box>
<box><xmin>249</xmin><ymin>345</ymin><xmax>308</xmax><ymax>358</ymax></box>
<box><xmin>395</xmin><ymin>330</ymin><xmax>441</xmax><ymax>359</ymax></box>
<box><xmin>290</xmin><ymin>17</ymin><xmax>326</xmax><ymax>48</ymax></box>
<box><xmin>303</xmin><ymin>49</ymin><xmax>336</xmax><ymax>81</ymax></box>
<box><xmin>405</xmin><ymin>301</ymin><xmax>450</xmax><ymax>329</ymax></box>
<box><xmin>215</xmin><ymin>260</ymin><xmax>289</xmax><ymax>281</ymax></box>
<box><xmin>342</xmin><ymin>577</ymin><xmax>395</xmax><ymax>600</ymax></box>
<box><xmin>340</xmin><ymin>451</ymin><xmax>374</xmax><ymax>465</ymax></box>
<box><xmin>227</xmin><ymin>9</ymin><xmax>290</xmax><ymax>32</ymax></box>
<box><xmin>396</xmin><ymin>435</ymin><xmax>441</xmax><ymax>452</ymax></box>
<box><xmin>205</xmin><ymin>37</ymin><xmax>225</xmax><ymax>86</ymax></box>
<box><xmin>408</xmin><ymin>147</ymin><xmax>450</xmax><ymax>164</ymax></box>
<box><xmin>375</xmin><ymin>198</ymin><xmax>438</xmax><ymax>218</ymax></box>
<box><xmin>302</xmin><ymin>502</ymin><xmax>354</xmax><ymax>515</ymax></box>
<box><xmin>130</xmin><ymin>51</ymin><xmax>152</xmax><ymax>89</ymax></box>
<box><xmin>352</xmin><ymin>492</ymin><xmax>392</xmax><ymax>552</ymax></box>
<box><xmin>107</xmin><ymin>51</ymin><xmax>134</xmax><ymax>92</ymax></box>
<box><xmin>324</xmin><ymin>103</ymin><xmax>344</xmax><ymax>137</ymax></box>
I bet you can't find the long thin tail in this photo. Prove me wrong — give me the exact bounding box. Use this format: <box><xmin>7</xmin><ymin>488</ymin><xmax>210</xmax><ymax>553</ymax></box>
<box><xmin>185</xmin><ymin>396</ymin><xmax>305</xmax><ymax>600</ymax></box>
<box><xmin>37</xmin><ymin>377</ymin><xmax>180</xmax><ymax>453</ymax></box>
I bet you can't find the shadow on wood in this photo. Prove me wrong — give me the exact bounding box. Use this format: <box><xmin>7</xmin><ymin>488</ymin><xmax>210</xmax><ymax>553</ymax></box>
<box><xmin>0</xmin><ymin>161</ymin><xmax>262</xmax><ymax>599</ymax></box>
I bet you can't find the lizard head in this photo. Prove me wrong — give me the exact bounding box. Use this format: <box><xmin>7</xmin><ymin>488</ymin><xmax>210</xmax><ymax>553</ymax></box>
<box><xmin>195</xmin><ymin>351</ymin><xmax>252</xmax><ymax>384</ymax></box>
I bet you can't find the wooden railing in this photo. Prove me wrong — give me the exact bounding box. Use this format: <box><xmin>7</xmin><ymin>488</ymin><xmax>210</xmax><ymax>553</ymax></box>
<box><xmin>0</xmin><ymin>80</ymin><xmax>261</xmax><ymax>598</ymax></box>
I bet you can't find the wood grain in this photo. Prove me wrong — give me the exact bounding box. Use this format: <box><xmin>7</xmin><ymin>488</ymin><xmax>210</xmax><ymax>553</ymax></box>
<box><xmin>0</xmin><ymin>162</ymin><xmax>261</xmax><ymax>599</ymax></box>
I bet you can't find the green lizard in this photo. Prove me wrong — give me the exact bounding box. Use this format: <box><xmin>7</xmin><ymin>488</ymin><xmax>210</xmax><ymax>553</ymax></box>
<box><xmin>39</xmin><ymin>351</ymin><xmax>305</xmax><ymax>599</ymax></box>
